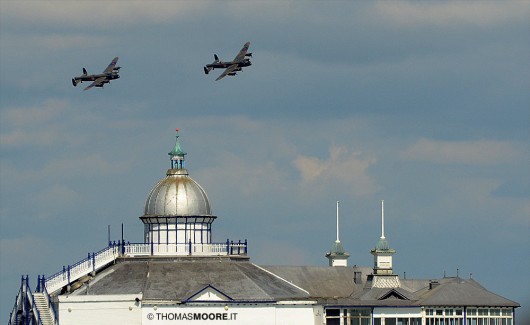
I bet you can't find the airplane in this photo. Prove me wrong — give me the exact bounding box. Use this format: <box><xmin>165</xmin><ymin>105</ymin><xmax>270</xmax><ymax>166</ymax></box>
<box><xmin>204</xmin><ymin>42</ymin><xmax>252</xmax><ymax>81</ymax></box>
<box><xmin>72</xmin><ymin>57</ymin><xmax>121</xmax><ymax>90</ymax></box>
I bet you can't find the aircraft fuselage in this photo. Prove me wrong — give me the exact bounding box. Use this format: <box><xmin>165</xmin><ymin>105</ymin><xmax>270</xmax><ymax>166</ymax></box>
<box><xmin>205</xmin><ymin>59</ymin><xmax>251</xmax><ymax>70</ymax></box>
<box><xmin>73</xmin><ymin>72</ymin><xmax>120</xmax><ymax>83</ymax></box>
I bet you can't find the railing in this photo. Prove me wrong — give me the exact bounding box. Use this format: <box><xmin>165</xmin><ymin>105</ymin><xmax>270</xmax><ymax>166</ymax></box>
<box><xmin>44</xmin><ymin>244</ymin><xmax>120</xmax><ymax>294</ymax></box>
<box><xmin>17</xmin><ymin>238</ymin><xmax>247</xmax><ymax>311</ymax></box>
<box><xmin>36</xmin><ymin>275</ymin><xmax>59</xmax><ymax>325</ymax></box>
<box><xmin>124</xmin><ymin>240</ymin><xmax>248</xmax><ymax>257</ymax></box>
<box><xmin>9</xmin><ymin>239</ymin><xmax>248</xmax><ymax>325</ymax></box>
<box><xmin>9</xmin><ymin>275</ymin><xmax>42</xmax><ymax>325</ymax></box>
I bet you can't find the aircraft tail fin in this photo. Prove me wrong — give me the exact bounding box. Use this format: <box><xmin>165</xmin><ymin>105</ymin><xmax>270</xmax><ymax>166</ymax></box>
<box><xmin>83</xmin><ymin>68</ymin><xmax>87</xmax><ymax>75</ymax></box>
<box><xmin>214</xmin><ymin>54</ymin><xmax>219</xmax><ymax>62</ymax></box>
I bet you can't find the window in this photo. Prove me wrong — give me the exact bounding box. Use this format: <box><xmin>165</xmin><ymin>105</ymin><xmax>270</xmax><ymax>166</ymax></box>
<box><xmin>326</xmin><ymin>308</ymin><xmax>371</xmax><ymax>325</ymax></box>
<box><xmin>397</xmin><ymin>318</ymin><xmax>409</xmax><ymax>325</ymax></box>
<box><xmin>326</xmin><ymin>309</ymin><xmax>340</xmax><ymax>325</ymax></box>
<box><xmin>425</xmin><ymin>307</ymin><xmax>464</xmax><ymax>325</ymax></box>
<box><xmin>501</xmin><ymin>309</ymin><xmax>512</xmax><ymax>316</ymax></box>
<box><xmin>385</xmin><ymin>319</ymin><xmax>397</xmax><ymax>325</ymax></box>
<box><xmin>383</xmin><ymin>317</ymin><xmax>421</xmax><ymax>325</ymax></box>
<box><xmin>467</xmin><ymin>307</ymin><xmax>513</xmax><ymax>325</ymax></box>
<box><xmin>346</xmin><ymin>308</ymin><xmax>371</xmax><ymax>325</ymax></box>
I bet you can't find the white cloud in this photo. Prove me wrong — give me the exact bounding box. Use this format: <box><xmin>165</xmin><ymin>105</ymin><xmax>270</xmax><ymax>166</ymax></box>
<box><xmin>0</xmin><ymin>235</ymin><xmax>54</xmax><ymax>272</ymax></box>
<box><xmin>2</xmin><ymin>99</ymin><xmax>69</xmax><ymax>127</ymax></box>
<box><xmin>41</xmin><ymin>154</ymin><xmax>124</xmax><ymax>179</ymax></box>
<box><xmin>32</xmin><ymin>185</ymin><xmax>83</xmax><ymax>220</ymax></box>
<box><xmin>0</xmin><ymin>99</ymin><xmax>73</xmax><ymax>146</ymax></box>
<box><xmin>199</xmin><ymin>153</ymin><xmax>288</xmax><ymax>198</ymax></box>
<box><xmin>1</xmin><ymin>1</ymin><xmax>208</xmax><ymax>27</ymax></box>
<box><xmin>374</xmin><ymin>1</ymin><xmax>529</xmax><ymax>27</ymax></box>
<box><xmin>402</xmin><ymin>138</ymin><xmax>522</xmax><ymax>165</ymax></box>
<box><xmin>33</xmin><ymin>34</ymin><xmax>108</xmax><ymax>50</ymax></box>
<box><xmin>293</xmin><ymin>146</ymin><xmax>377</xmax><ymax>197</ymax></box>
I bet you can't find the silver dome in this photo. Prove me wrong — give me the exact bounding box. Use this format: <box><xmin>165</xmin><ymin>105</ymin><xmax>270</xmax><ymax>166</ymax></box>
<box><xmin>143</xmin><ymin>168</ymin><xmax>212</xmax><ymax>217</ymax></box>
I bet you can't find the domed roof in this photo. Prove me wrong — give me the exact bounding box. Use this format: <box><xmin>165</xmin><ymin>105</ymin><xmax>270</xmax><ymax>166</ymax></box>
<box><xmin>143</xmin><ymin>168</ymin><xmax>212</xmax><ymax>217</ymax></box>
<box><xmin>142</xmin><ymin>129</ymin><xmax>213</xmax><ymax>218</ymax></box>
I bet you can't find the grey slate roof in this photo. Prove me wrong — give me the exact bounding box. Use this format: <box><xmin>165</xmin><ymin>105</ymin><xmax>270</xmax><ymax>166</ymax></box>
<box><xmin>416</xmin><ymin>277</ymin><xmax>520</xmax><ymax>307</ymax></box>
<box><xmin>71</xmin><ymin>257</ymin><xmax>310</xmax><ymax>302</ymax></box>
<box><xmin>261</xmin><ymin>265</ymin><xmax>354</xmax><ymax>298</ymax></box>
<box><xmin>68</xmin><ymin>257</ymin><xmax>519</xmax><ymax>308</ymax></box>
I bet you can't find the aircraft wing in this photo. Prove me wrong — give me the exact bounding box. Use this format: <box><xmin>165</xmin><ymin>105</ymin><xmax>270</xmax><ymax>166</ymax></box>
<box><xmin>233</xmin><ymin>42</ymin><xmax>250</xmax><ymax>62</ymax></box>
<box><xmin>84</xmin><ymin>77</ymin><xmax>106</xmax><ymax>90</ymax></box>
<box><xmin>103</xmin><ymin>57</ymin><xmax>119</xmax><ymax>73</ymax></box>
<box><xmin>215</xmin><ymin>64</ymin><xmax>238</xmax><ymax>81</ymax></box>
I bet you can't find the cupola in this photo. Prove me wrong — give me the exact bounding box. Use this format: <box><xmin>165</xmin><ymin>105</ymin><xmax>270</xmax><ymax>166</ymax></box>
<box><xmin>140</xmin><ymin>129</ymin><xmax>216</xmax><ymax>254</ymax></box>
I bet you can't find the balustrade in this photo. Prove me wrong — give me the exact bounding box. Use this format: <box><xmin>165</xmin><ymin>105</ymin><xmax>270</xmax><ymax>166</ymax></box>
<box><xmin>41</xmin><ymin>240</ymin><xmax>246</xmax><ymax>294</ymax></box>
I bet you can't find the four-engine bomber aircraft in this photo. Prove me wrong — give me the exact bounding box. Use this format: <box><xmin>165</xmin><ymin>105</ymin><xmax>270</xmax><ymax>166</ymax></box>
<box><xmin>72</xmin><ymin>57</ymin><xmax>121</xmax><ymax>90</ymax></box>
<box><xmin>204</xmin><ymin>42</ymin><xmax>252</xmax><ymax>81</ymax></box>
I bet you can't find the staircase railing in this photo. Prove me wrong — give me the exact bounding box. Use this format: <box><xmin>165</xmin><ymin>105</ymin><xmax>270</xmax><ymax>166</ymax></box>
<box><xmin>9</xmin><ymin>238</ymin><xmax>249</xmax><ymax>324</ymax></box>
<box><xmin>36</xmin><ymin>275</ymin><xmax>58</xmax><ymax>325</ymax></box>
<box><xmin>44</xmin><ymin>243</ymin><xmax>120</xmax><ymax>294</ymax></box>
<box><xmin>9</xmin><ymin>275</ymin><xmax>42</xmax><ymax>325</ymax></box>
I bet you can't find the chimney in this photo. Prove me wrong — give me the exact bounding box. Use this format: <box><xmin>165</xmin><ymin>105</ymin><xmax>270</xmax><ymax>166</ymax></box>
<box><xmin>429</xmin><ymin>280</ymin><xmax>440</xmax><ymax>290</ymax></box>
<box><xmin>354</xmin><ymin>271</ymin><xmax>362</xmax><ymax>284</ymax></box>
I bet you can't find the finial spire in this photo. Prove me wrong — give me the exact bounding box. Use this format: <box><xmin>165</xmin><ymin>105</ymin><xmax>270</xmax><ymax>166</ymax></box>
<box><xmin>169</xmin><ymin>128</ymin><xmax>187</xmax><ymax>170</ymax></box>
<box><xmin>326</xmin><ymin>200</ymin><xmax>349</xmax><ymax>266</ymax></box>
<box><xmin>381</xmin><ymin>200</ymin><xmax>385</xmax><ymax>239</ymax></box>
<box><xmin>336</xmin><ymin>201</ymin><xmax>340</xmax><ymax>242</ymax></box>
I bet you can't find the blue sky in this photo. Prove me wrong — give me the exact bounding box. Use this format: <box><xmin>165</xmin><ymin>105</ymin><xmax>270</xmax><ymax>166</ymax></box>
<box><xmin>1</xmin><ymin>1</ymin><xmax>529</xmax><ymax>321</ymax></box>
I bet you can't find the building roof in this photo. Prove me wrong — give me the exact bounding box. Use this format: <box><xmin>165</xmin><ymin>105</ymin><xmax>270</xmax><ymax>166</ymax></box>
<box><xmin>416</xmin><ymin>277</ymin><xmax>520</xmax><ymax>307</ymax></box>
<box><xmin>66</xmin><ymin>258</ymin><xmax>519</xmax><ymax>308</ymax></box>
<box><xmin>261</xmin><ymin>265</ymin><xmax>355</xmax><ymax>298</ymax></box>
<box><xmin>70</xmin><ymin>258</ymin><xmax>310</xmax><ymax>303</ymax></box>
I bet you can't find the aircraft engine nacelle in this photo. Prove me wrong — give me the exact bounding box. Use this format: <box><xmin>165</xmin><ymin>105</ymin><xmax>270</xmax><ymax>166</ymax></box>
<box><xmin>233</xmin><ymin>67</ymin><xmax>242</xmax><ymax>72</ymax></box>
<box><xmin>245</xmin><ymin>53</ymin><xmax>252</xmax><ymax>57</ymax></box>
<box><xmin>228</xmin><ymin>72</ymin><xmax>237</xmax><ymax>76</ymax></box>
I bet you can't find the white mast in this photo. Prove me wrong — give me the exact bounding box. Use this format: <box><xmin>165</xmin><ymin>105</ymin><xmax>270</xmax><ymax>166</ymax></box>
<box><xmin>326</xmin><ymin>200</ymin><xmax>349</xmax><ymax>267</ymax></box>
<box><xmin>336</xmin><ymin>201</ymin><xmax>340</xmax><ymax>242</ymax></box>
<box><xmin>381</xmin><ymin>200</ymin><xmax>385</xmax><ymax>239</ymax></box>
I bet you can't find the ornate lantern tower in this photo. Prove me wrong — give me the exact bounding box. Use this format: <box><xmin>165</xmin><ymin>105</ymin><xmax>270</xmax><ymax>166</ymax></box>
<box><xmin>140</xmin><ymin>129</ymin><xmax>216</xmax><ymax>255</ymax></box>
<box><xmin>370</xmin><ymin>200</ymin><xmax>400</xmax><ymax>287</ymax></box>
